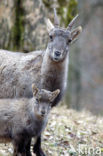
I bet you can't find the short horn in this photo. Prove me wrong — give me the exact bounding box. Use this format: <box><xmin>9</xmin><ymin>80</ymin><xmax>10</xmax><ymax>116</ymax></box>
<box><xmin>45</xmin><ymin>18</ymin><xmax>54</xmax><ymax>32</ymax></box>
<box><xmin>67</xmin><ymin>14</ymin><xmax>79</xmax><ymax>30</ymax></box>
<box><xmin>54</xmin><ymin>8</ymin><xmax>59</xmax><ymax>27</ymax></box>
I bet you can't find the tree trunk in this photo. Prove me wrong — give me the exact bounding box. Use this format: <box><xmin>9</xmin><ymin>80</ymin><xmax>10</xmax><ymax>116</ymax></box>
<box><xmin>0</xmin><ymin>0</ymin><xmax>47</xmax><ymax>52</ymax></box>
<box><xmin>68</xmin><ymin>0</ymin><xmax>103</xmax><ymax>114</ymax></box>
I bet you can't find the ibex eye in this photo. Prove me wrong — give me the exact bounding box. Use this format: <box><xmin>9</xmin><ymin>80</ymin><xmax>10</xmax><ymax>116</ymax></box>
<box><xmin>36</xmin><ymin>99</ymin><xmax>39</xmax><ymax>103</ymax></box>
<box><xmin>49</xmin><ymin>35</ymin><xmax>53</xmax><ymax>41</ymax></box>
<box><xmin>68</xmin><ymin>39</ymin><xmax>72</xmax><ymax>43</ymax></box>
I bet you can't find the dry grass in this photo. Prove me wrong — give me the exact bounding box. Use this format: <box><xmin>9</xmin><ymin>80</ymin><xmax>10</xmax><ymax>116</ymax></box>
<box><xmin>43</xmin><ymin>106</ymin><xmax>103</xmax><ymax>156</ymax></box>
<box><xmin>0</xmin><ymin>106</ymin><xmax>103</xmax><ymax>156</ymax></box>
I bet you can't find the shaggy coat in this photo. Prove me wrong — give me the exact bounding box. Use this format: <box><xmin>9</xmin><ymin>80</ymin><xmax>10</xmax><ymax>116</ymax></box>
<box><xmin>0</xmin><ymin>84</ymin><xmax>60</xmax><ymax>156</ymax></box>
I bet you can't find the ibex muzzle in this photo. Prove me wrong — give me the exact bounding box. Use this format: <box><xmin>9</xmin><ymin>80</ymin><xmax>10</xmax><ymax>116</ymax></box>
<box><xmin>46</xmin><ymin>9</ymin><xmax>82</xmax><ymax>62</ymax></box>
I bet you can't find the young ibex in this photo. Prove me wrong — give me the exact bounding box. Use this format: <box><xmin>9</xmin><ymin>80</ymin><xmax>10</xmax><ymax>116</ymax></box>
<box><xmin>0</xmin><ymin>84</ymin><xmax>60</xmax><ymax>156</ymax></box>
<box><xmin>0</xmin><ymin>9</ymin><xmax>82</xmax><ymax>156</ymax></box>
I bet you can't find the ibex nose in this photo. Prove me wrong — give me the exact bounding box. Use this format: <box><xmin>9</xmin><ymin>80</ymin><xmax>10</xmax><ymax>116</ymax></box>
<box><xmin>55</xmin><ymin>51</ymin><xmax>61</xmax><ymax>57</ymax></box>
<box><xmin>41</xmin><ymin>110</ymin><xmax>45</xmax><ymax>116</ymax></box>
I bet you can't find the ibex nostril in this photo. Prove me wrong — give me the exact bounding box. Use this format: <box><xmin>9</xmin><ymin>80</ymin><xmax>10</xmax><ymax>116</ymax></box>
<box><xmin>55</xmin><ymin>51</ymin><xmax>61</xmax><ymax>57</ymax></box>
<box><xmin>41</xmin><ymin>111</ymin><xmax>45</xmax><ymax>115</ymax></box>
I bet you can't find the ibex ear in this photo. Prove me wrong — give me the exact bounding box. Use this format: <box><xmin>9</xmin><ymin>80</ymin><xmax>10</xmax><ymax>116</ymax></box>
<box><xmin>71</xmin><ymin>26</ymin><xmax>82</xmax><ymax>41</ymax></box>
<box><xmin>45</xmin><ymin>18</ymin><xmax>54</xmax><ymax>33</ymax></box>
<box><xmin>32</xmin><ymin>84</ymin><xmax>38</xmax><ymax>96</ymax></box>
<box><xmin>49</xmin><ymin>89</ymin><xmax>60</xmax><ymax>102</ymax></box>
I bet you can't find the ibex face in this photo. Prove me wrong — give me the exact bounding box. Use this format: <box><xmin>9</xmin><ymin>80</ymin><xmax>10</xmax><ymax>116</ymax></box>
<box><xmin>32</xmin><ymin>84</ymin><xmax>60</xmax><ymax>117</ymax></box>
<box><xmin>46</xmin><ymin>9</ymin><xmax>82</xmax><ymax>62</ymax></box>
<box><xmin>47</xmin><ymin>28</ymin><xmax>71</xmax><ymax>62</ymax></box>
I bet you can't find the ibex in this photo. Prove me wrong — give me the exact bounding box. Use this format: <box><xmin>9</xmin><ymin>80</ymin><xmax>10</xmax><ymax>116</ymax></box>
<box><xmin>0</xmin><ymin>9</ymin><xmax>82</xmax><ymax>156</ymax></box>
<box><xmin>0</xmin><ymin>84</ymin><xmax>59</xmax><ymax>156</ymax></box>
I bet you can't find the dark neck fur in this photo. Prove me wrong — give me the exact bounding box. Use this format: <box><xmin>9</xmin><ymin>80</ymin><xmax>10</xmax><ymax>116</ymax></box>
<box><xmin>41</xmin><ymin>49</ymin><xmax>69</xmax><ymax>106</ymax></box>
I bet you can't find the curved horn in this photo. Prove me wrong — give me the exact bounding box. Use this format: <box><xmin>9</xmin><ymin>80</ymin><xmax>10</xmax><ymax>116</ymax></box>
<box><xmin>67</xmin><ymin>14</ymin><xmax>79</xmax><ymax>30</ymax></box>
<box><xmin>54</xmin><ymin>8</ymin><xmax>59</xmax><ymax>27</ymax></box>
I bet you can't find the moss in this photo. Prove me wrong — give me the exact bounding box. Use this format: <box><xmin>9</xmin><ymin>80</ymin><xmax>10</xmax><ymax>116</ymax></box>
<box><xmin>58</xmin><ymin>0</ymin><xmax>78</xmax><ymax>27</ymax></box>
<box><xmin>42</xmin><ymin>0</ymin><xmax>52</xmax><ymax>8</ymax></box>
<box><xmin>8</xmin><ymin>0</ymin><xmax>25</xmax><ymax>51</ymax></box>
<box><xmin>42</xmin><ymin>0</ymin><xmax>78</xmax><ymax>28</ymax></box>
<box><xmin>58</xmin><ymin>0</ymin><xmax>67</xmax><ymax>6</ymax></box>
<box><xmin>65</xmin><ymin>0</ymin><xmax>78</xmax><ymax>26</ymax></box>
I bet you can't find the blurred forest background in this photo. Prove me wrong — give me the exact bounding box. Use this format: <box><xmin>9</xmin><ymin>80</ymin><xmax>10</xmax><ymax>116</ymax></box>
<box><xmin>0</xmin><ymin>0</ymin><xmax>103</xmax><ymax>115</ymax></box>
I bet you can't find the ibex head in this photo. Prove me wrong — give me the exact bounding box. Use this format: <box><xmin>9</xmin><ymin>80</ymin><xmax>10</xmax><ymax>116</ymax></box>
<box><xmin>45</xmin><ymin>8</ymin><xmax>82</xmax><ymax>62</ymax></box>
<box><xmin>32</xmin><ymin>84</ymin><xmax>60</xmax><ymax>117</ymax></box>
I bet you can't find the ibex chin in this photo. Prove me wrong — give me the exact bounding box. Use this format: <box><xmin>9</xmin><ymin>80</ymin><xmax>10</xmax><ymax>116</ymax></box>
<box><xmin>0</xmin><ymin>9</ymin><xmax>82</xmax><ymax>156</ymax></box>
<box><xmin>0</xmin><ymin>84</ymin><xmax>59</xmax><ymax>156</ymax></box>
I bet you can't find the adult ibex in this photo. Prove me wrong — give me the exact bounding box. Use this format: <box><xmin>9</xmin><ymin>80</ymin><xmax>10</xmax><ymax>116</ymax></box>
<box><xmin>0</xmin><ymin>9</ymin><xmax>82</xmax><ymax>156</ymax></box>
